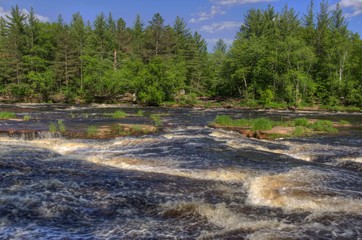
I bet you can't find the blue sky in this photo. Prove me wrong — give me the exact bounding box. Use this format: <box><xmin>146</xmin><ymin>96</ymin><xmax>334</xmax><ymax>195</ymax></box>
<box><xmin>1</xmin><ymin>0</ymin><xmax>361</xmax><ymax>50</ymax></box>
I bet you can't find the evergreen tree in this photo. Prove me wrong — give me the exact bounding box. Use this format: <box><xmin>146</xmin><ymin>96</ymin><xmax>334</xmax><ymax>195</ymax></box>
<box><xmin>54</xmin><ymin>15</ymin><xmax>78</xmax><ymax>91</ymax></box>
<box><xmin>70</xmin><ymin>12</ymin><xmax>88</xmax><ymax>91</ymax></box>
<box><xmin>131</xmin><ymin>14</ymin><xmax>144</xmax><ymax>57</ymax></box>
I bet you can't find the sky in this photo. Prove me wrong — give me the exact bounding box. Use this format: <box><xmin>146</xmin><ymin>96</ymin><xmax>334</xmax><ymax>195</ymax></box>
<box><xmin>0</xmin><ymin>0</ymin><xmax>362</xmax><ymax>50</ymax></box>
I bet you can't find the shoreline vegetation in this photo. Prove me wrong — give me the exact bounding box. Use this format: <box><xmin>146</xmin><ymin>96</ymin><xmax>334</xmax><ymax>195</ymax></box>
<box><xmin>0</xmin><ymin>110</ymin><xmax>162</xmax><ymax>140</ymax></box>
<box><xmin>0</xmin><ymin>107</ymin><xmax>358</xmax><ymax>141</ymax></box>
<box><xmin>210</xmin><ymin>115</ymin><xmax>352</xmax><ymax>140</ymax></box>
<box><xmin>0</xmin><ymin>2</ymin><xmax>361</xmax><ymax>110</ymax></box>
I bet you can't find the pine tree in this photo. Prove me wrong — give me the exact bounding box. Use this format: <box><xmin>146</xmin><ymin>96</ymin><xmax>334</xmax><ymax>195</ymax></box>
<box><xmin>131</xmin><ymin>14</ymin><xmax>144</xmax><ymax>58</ymax></box>
<box><xmin>4</xmin><ymin>5</ymin><xmax>28</xmax><ymax>85</ymax></box>
<box><xmin>54</xmin><ymin>15</ymin><xmax>78</xmax><ymax>90</ymax></box>
<box><xmin>70</xmin><ymin>12</ymin><xmax>88</xmax><ymax>91</ymax></box>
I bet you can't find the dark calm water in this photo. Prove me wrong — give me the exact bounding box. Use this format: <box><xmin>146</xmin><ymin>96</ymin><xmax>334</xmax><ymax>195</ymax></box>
<box><xmin>0</xmin><ymin>103</ymin><xmax>361</xmax><ymax>239</ymax></box>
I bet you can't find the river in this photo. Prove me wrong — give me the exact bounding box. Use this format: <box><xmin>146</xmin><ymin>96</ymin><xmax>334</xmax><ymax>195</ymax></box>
<box><xmin>0</xmin><ymin>104</ymin><xmax>361</xmax><ymax>239</ymax></box>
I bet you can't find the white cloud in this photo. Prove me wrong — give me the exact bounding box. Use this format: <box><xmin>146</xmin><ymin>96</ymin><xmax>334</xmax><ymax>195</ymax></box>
<box><xmin>0</xmin><ymin>6</ymin><xmax>49</xmax><ymax>22</ymax></box>
<box><xmin>200</xmin><ymin>21</ymin><xmax>241</xmax><ymax>33</ymax></box>
<box><xmin>211</xmin><ymin>0</ymin><xmax>274</xmax><ymax>6</ymax></box>
<box><xmin>190</xmin><ymin>5</ymin><xmax>226</xmax><ymax>23</ymax></box>
<box><xmin>339</xmin><ymin>0</ymin><xmax>362</xmax><ymax>17</ymax></box>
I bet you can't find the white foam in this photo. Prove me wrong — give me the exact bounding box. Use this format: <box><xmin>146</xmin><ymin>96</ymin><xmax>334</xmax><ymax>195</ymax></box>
<box><xmin>246</xmin><ymin>168</ymin><xmax>362</xmax><ymax>213</ymax></box>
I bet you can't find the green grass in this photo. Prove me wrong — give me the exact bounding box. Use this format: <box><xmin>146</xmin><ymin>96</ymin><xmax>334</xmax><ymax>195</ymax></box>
<box><xmin>130</xmin><ymin>125</ymin><xmax>143</xmax><ymax>132</ymax></box>
<box><xmin>294</xmin><ymin>118</ymin><xmax>309</xmax><ymax>127</ymax></box>
<box><xmin>150</xmin><ymin>114</ymin><xmax>162</xmax><ymax>126</ymax></box>
<box><xmin>212</xmin><ymin>115</ymin><xmax>340</xmax><ymax>137</ymax></box>
<box><xmin>213</xmin><ymin>115</ymin><xmax>274</xmax><ymax>130</ymax></box>
<box><xmin>23</xmin><ymin>115</ymin><xmax>31</xmax><ymax>121</ymax></box>
<box><xmin>213</xmin><ymin>115</ymin><xmax>250</xmax><ymax>127</ymax></box>
<box><xmin>321</xmin><ymin>105</ymin><xmax>361</xmax><ymax>112</ymax></box>
<box><xmin>112</xmin><ymin>110</ymin><xmax>127</xmax><ymax>118</ymax></box>
<box><xmin>86</xmin><ymin>125</ymin><xmax>98</xmax><ymax>136</ymax></box>
<box><xmin>49</xmin><ymin>122</ymin><xmax>57</xmax><ymax>133</ymax></box>
<box><xmin>339</xmin><ymin>120</ymin><xmax>350</xmax><ymax>125</ymax></box>
<box><xmin>0</xmin><ymin>111</ymin><xmax>16</xmax><ymax>119</ymax></box>
<box><xmin>293</xmin><ymin>126</ymin><xmax>307</xmax><ymax>137</ymax></box>
<box><xmin>49</xmin><ymin>120</ymin><xmax>66</xmax><ymax>133</ymax></box>
<box><xmin>57</xmin><ymin>120</ymin><xmax>66</xmax><ymax>133</ymax></box>
<box><xmin>251</xmin><ymin>118</ymin><xmax>273</xmax><ymax>131</ymax></box>
<box><xmin>110</xmin><ymin>125</ymin><xmax>130</xmax><ymax>135</ymax></box>
<box><xmin>136</xmin><ymin>110</ymin><xmax>144</xmax><ymax>117</ymax></box>
<box><xmin>309</xmin><ymin>120</ymin><xmax>338</xmax><ymax>133</ymax></box>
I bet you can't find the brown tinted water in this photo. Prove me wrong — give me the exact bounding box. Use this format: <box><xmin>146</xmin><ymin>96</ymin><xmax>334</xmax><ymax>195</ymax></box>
<box><xmin>0</xmin><ymin>103</ymin><xmax>361</xmax><ymax>239</ymax></box>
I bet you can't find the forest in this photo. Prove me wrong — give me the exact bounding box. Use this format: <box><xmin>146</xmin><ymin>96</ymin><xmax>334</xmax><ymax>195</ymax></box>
<box><xmin>0</xmin><ymin>0</ymin><xmax>361</xmax><ymax>108</ymax></box>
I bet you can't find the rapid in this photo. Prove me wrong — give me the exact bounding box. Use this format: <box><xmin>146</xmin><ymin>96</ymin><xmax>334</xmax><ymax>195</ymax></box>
<box><xmin>0</xmin><ymin>104</ymin><xmax>361</xmax><ymax>239</ymax></box>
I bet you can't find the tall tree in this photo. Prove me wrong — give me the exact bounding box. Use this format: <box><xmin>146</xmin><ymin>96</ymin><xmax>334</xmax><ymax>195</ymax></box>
<box><xmin>4</xmin><ymin>5</ymin><xmax>28</xmax><ymax>85</ymax></box>
<box><xmin>131</xmin><ymin>14</ymin><xmax>144</xmax><ymax>57</ymax></box>
<box><xmin>54</xmin><ymin>15</ymin><xmax>77</xmax><ymax>90</ymax></box>
<box><xmin>70</xmin><ymin>12</ymin><xmax>88</xmax><ymax>91</ymax></box>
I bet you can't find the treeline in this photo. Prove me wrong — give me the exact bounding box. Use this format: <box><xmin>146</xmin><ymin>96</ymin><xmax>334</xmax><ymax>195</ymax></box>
<box><xmin>217</xmin><ymin>1</ymin><xmax>362</xmax><ymax>107</ymax></box>
<box><xmin>0</xmin><ymin>1</ymin><xmax>361</xmax><ymax>107</ymax></box>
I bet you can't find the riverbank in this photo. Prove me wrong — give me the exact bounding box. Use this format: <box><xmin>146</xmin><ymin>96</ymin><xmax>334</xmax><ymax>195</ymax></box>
<box><xmin>1</xmin><ymin>97</ymin><xmax>361</xmax><ymax>112</ymax></box>
<box><xmin>162</xmin><ymin>99</ymin><xmax>362</xmax><ymax>112</ymax></box>
<box><xmin>209</xmin><ymin>115</ymin><xmax>354</xmax><ymax>140</ymax></box>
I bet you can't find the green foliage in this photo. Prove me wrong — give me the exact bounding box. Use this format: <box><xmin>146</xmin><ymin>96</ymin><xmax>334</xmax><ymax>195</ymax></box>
<box><xmin>339</xmin><ymin>120</ymin><xmax>350</xmax><ymax>125</ymax></box>
<box><xmin>294</xmin><ymin>118</ymin><xmax>309</xmax><ymax>127</ymax></box>
<box><xmin>213</xmin><ymin>115</ymin><xmax>275</xmax><ymax>130</ymax></box>
<box><xmin>0</xmin><ymin>112</ymin><xmax>16</xmax><ymax>119</ymax></box>
<box><xmin>57</xmin><ymin>120</ymin><xmax>66</xmax><ymax>133</ymax></box>
<box><xmin>260</xmin><ymin>89</ymin><xmax>274</xmax><ymax>106</ymax></box>
<box><xmin>112</xmin><ymin>110</ymin><xmax>127</xmax><ymax>118</ymax></box>
<box><xmin>49</xmin><ymin>120</ymin><xmax>66</xmax><ymax>133</ymax></box>
<box><xmin>213</xmin><ymin>115</ymin><xmax>233</xmax><ymax>125</ymax></box>
<box><xmin>178</xmin><ymin>93</ymin><xmax>198</xmax><ymax>106</ymax></box>
<box><xmin>86</xmin><ymin>125</ymin><xmax>98</xmax><ymax>136</ymax></box>
<box><xmin>49</xmin><ymin>122</ymin><xmax>57</xmax><ymax>133</ymax></box>
<box><xmin>251</xmin><ymin>118</ymin><xmax>273</xmax><ymax>131</ymax></box>
<box><xmin>0</xmin><ymin>4</ymin><xmax>360</xmax><ymax>108</ymax></box>
<box><xmin>23</xmin><ymin>115</ymin><xmax>31</xmax><ymax>121</ymax></box>
<box><xmin>136</xmin><ymin>110</ymin><xmax>144</xmax><ymax>117</ymax></box>
<box><xmin>293</xmin><ymin>126</ymin><xmax>306</xmax><ymax>137</ymax></box>
<box><xmin>150</xmin><ymin>114</ymin><xmax>162</xmax><ymax>126</ymax></box>
<box><xmin>213</xmin><ymin>115</ymin><xmax>249</xmax><ymax>127</ymax></box>
<box><xmin>309</xmin><ymin>120</ymin><xmax>338</xmax><ymax>133</ymax></box>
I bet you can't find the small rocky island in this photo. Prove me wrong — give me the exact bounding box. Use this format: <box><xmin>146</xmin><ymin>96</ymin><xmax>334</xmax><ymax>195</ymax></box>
<box><xmin>210</xmin><ymin>115</ymin><xmax>351</xmax><ymax>140</ymax></box>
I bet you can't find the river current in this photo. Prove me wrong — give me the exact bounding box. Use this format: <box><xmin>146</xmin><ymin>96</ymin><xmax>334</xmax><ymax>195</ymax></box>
<box><xmin>0</xmin><ymin>104</ymin><xmax>361</xmax><ymax>239</ymax></box>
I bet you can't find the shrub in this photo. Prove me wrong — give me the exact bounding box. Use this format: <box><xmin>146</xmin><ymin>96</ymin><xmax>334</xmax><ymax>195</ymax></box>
<box><xmin>179</xmin><ymin>93</ymin><xmax>198</xmax><ymax>106</ymax></box>
<box><xmin>294</xmin><ymin>118</ymin><xmax>309</xmax><ymax>127</ymax></box>
<box><xmin>213</xmin><ymin>115</ymin><xmax>233</xmax><ymax>126</ymax></box>
<box><xmin>309</xmin><ymin>120</ymin><xmax>337</xmax><ymax>133</ymax></box>
<box><xmin>49</xmin><ymin>122</ymin><xmax>57</xmax><ymax>133</ymax></box>
<box><xmin>136</xmin><ymin>110</ymin><xmax>144</xmax><ymax>117</ymax></box>
<box><xmin>87</xmin><ymin>125</ymin><xmax>97</xmax><ymax>136</ymax></box>
<box><xmin>251</xmin><ymin>118</ymin><xmax>273</xmax><ymax>131</ymax></box>
<box><xmin>131</xmin><ymin>125</ymin><xmax>143</xmax><ymax>132</ymax></box>
<box><xmin>293</xmin><ymin>126</ymin><xmax>306</xmax><ymax>137</ymax></box>
<box><xmin>57</xmin><ymin>120</ymin><xmax>66</xmax><ymax>133</ymax></box>
<box><xmin>0</xmin><ymin>111</ymin><xmax>16</xmax><ymax>119</ymax></box>
<box><xmin>23</xmin><ymin>115</ymin><xmax>31</xmax><ymax>121</ymax></box>
<box><xmin>110</xmin><ymin>125</ymin><xmax>129</xmax><ymax>135</ymax></box>
<box><xmin>112</xmin><ymin>110</ymin><xmax>127</xmax><ymax>118</ymax></box>
<box><xmin>150</xmin><ymin>114</ymin><xmax>162</xmax><ymax>126</ymax></box>
<box><xmin>339</xmin><ymin>120</ymin><xmax>350</xmax><ymax>125</ymax></box>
